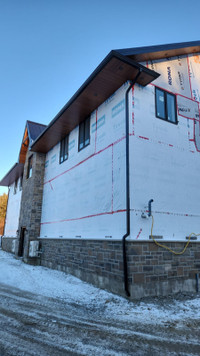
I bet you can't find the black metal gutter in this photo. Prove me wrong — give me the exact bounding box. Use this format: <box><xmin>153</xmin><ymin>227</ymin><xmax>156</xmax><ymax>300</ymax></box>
<box><xmin>122</xmin><ymin>69</ymin><xmax>142</xmax><ymax>297</ymax></box>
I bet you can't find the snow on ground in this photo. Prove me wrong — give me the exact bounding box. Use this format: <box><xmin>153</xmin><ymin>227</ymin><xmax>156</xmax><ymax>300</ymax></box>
<box><xmin>0</xmin><ymin>249</ymin><xmax>199</xmax><ymax>326</ymax></box>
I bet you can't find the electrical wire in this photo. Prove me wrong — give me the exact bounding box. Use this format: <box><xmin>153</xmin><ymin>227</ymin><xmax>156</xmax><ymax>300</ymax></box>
<box><xmin>150</xmin><ymin>215</ymin><xmax>200</xmax><ymax>255</ymax></box>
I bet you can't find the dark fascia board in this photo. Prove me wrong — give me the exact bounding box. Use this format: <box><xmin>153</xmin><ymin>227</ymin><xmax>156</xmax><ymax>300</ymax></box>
<box><xmin>115</xmin><ymin>40</ymin><xmax>200</xmax><ymax>61</ymax></box>
<box><xmin>31</xmin><ymin>50</ymin><xmax>159</xmax><ymax>152</ymax></box>
<box><xmin>0</xmin><ymin>163</ymin><xmax>24</xmax><ymax>187</ymax></box>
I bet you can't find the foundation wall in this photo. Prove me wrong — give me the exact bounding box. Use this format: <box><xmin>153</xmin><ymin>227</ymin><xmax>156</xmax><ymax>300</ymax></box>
<box><xmin>1</xmin><ymin>237</ymin><xmax>16</xmax><ymax>253</ymax></box>
<box><xmin>38</xmin><ymin>239</ymin><xmax>200</xmax><ymax>299</ymax></box>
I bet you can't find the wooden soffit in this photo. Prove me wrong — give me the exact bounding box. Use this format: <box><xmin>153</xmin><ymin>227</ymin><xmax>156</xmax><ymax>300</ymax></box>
<box><xmin>19</xmin><ymin>127</ymin><xmax>29</xmax><ymax>164</ymax></box>
<box><xmin>31</xmin><ymin>51</ymin><xmax>159</xmax><ymax>153</ymax></box>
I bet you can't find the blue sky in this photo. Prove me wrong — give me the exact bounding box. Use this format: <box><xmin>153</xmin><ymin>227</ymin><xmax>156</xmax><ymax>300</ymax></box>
<box><xmin>0</xmin><ymin>0</ymin><xmax>200</xmax><ymax>195</ymax></box>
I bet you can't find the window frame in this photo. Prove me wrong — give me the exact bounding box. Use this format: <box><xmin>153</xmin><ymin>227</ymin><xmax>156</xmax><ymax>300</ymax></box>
<box><xmin>27</xmin><ymin>155</ymin><xmax>33</xmax><ymax>179</ymax></box>
<box><xmin>78</xmin><ymin>117</ymin><xmax>90</xmax><ymax>151</ymax></box>
<box><xmin>155</xmin><ymin>87</ymin><xmax>178</xmax><ymax>125</ymax></box>
<box><xmin>59</xmin><ymin>135</ymin><xmax>69</xmax><ymax>164</ymax></box>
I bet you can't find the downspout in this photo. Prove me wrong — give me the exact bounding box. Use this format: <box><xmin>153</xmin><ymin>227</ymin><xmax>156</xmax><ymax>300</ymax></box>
<box><xmin>122</xmin><ymin>69</ymin><xmax>142</xmax><ymax>297</ymax></box>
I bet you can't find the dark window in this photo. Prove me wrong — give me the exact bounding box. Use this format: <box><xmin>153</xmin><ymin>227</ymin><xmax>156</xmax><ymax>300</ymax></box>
<box><xmin>14</xmin><ymin>179</ymin><xmax>18</xmax><ymax>194</ymax></box>
<box><xmin>27</xmin><ymin>155</ymin><xmax>33</xmax><ymax>178</ymax></box>
<box><xmin>60</xmin><ymin>135</ymin><xmax>69</xmax><ymax>164</ymax></box>
<box><xmin>155</xmin><ymin>87</ymin><xmax>177</xmax><ymax>124</ymax></box>
<box><xmin>78</xmin><ymin>117</ymin><xmax>90</xmax><ymax>151</ymax></box>
<box><xmin>19</xmin><ymin>175</ymin><xmax>23</xmax><ymax>191</ymax></box>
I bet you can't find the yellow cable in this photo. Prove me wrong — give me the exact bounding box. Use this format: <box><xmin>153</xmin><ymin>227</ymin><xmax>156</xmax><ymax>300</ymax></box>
<box><xmin>150</xmin><ymin>215</ymin><xmax>200</xmax><ymax>255</ymax></box>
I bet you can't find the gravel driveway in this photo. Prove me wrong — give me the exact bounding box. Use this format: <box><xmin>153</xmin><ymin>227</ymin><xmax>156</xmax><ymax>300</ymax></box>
<box><xmin>0</xmin><ymin>250</ymin><xmax>200</xmax><ymax>355</ymax></box>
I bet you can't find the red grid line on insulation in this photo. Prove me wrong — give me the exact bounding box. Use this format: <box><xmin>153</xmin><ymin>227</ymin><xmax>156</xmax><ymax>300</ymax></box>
<box><xmin>41</xmin><ymin>209</ymin><xmax>126</xmax><ymax>225</ymax></box>
<box><xmin>45</xmin><ymin>115</ymin><xmax>198</xmax><ymax>191</ymax></box>
<box><xmin>49</xmin><ymin>182</ymin><xmax>54</xmax><ymax>191</ymax></box>
<box><xmin>136</xmin><ymin>228</ymin><xmax>142</xmax><ymax>239</ymax></box>
<box><xmin>192</xmin><ymin>114</ymin><xmax>200</xmax><ymax>153</ymax></box>
<box><xmin>58</xmin><ymin>126</ymin><xmax>195</xmax><ymax>190</ymax></box>
<box><xmin>44</xmin><ymin>135</ymin><xmax>126</xmax><ymax>185</ymax></box>
<box><xmin>187</xmin><ymin>55</ymin><xmax>193</xmax><ymax>100</ymax></box>
<box><xmin>178</xmin><ymin>113</ymin><xmax>197</xmax><ymax>121</ymax></box>
<box><xmin>138</xmin><ymin>136</ymin><xmax>149</xmax><ymax>141</ymax></box>
<box><xmin>131</xmin><ymin>134</ymin><xmax>180</xmax><ymax>151</ymax></box>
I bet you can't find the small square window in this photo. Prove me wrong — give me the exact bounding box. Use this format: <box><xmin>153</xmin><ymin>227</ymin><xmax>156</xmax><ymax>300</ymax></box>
<box><xmin>27</xmin><ymin>155</ymin><xmax>33</xmax><ymax>179</ymax></box>
<box><xmin>60</xmin><ymin>135</ymin><xmax>69</xmax><ymax>164</ymax></box>
<box><xmin>155</xmin><ymin>87</ymin><xmax>177</xmax><ymax>124</ymax></box>
<box><xmin>78</xmin><ymin>117</ymin><xmax>90</xmax><ymax>151</ymax></box>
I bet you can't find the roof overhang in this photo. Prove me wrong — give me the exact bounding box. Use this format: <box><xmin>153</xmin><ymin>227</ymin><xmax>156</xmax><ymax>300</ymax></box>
<box><xmin>31</xmin><ymin>51</ymin><xmax>159</xmax><ymax>153</ymax></box>
<box><xmin>18</xmin><ymin>121</ymin><xmax>47</xmax><ymax>163</ymax></box>
<box><xmin>0</xmin><ymin>163</ymin><xmax>24</xmax><ymax>187</ymax></box>
<box><xmin>19</xmin><ymin>126</ymin><xmax>29</xmax><ymax>164</ymax></box>
<box><xmin>115</xmin><ymin>40</ymin><xmax>200</xmax><ymax>62</ymax></box>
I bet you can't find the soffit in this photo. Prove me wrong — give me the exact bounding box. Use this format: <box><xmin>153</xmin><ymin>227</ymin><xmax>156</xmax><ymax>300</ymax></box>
<box><xmin>31</xmin><ymin>52</ymin><xmax>159</xmax><ymax>153</ymax></box>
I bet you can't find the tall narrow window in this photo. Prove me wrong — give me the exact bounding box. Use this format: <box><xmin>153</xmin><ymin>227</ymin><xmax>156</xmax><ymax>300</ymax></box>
<box><xmin>19</xmin><ymin>175</ymin><xmax>23</xmax><ymax>191</ymax></box>
<box><xmin>27</xmin><ymin>155</ymin><xmax>33</xmax><ymax>178</ymax></box>
<box><xmin>155</xmin><ymin>87</ymin><xmax>177</xmax><ymax>124</ymax></box>
<box><xmin>60</xmin><ymin>135</ymin><xmax>69</xmax><ymax>164</ymax></box>
<box><xmin>14</xmin><ymin>179</ymin><xmax>18</xmax><ymax>194</ymax></box>
<box><xmin>78</xmin><ymin>117</ymin><xmax>90</xmax><ymax>151</ymax></box>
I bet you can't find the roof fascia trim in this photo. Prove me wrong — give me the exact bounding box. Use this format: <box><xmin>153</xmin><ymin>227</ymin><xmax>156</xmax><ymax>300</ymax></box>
<box><xmin>0</xmin><ymin>163</ymin><xmax>24</xmax><ymax>187</ymax></box>
<box><xmin>114</xmin><ymin>40</ymin><xmax>200</xmax><ymax>57</ymax></box>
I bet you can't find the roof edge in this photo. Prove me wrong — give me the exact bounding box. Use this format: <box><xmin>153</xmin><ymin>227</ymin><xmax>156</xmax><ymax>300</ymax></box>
<box><xmin>31</xmin><ymin>51</ymin><xmax>159</xmax><ymax>151</ymax></box>
<box><xmin>114</xmin><ymin>40</ymin><xmax>200</xmax><ymax>57</ymax></box>
<box><xmin>0</xmin><ymin>163</ymin><xmax>24</xmax><ymax>187</ymax></box>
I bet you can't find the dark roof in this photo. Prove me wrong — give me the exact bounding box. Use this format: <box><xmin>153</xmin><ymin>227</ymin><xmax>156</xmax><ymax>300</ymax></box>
<box><xmin>31</xmin><ymin>51</ymin><xmax>159</xmax><ymax>153</ymax></box>
<box><xmin>115</xmin><ymin>40</ymin><xmax>200</xmax><ymax>62</ymax></box>
<box><xmin>0</xmin><ymin>121</ymin><xmax>47</xmax><ymax>187</ymax></box>
<box><xmin>27</xmin><ymin>121</ymin><xmax>47</xmax><ymax>142</ymax></box>
<box><xmin>0</xmin><ymin>163</ymin><xmax>24</xmax><ymax>187</ymax></box>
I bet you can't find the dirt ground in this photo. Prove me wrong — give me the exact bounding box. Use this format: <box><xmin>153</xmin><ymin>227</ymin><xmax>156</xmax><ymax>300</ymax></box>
<box><xmin>0</xmin><ymin>283</ymin><xmax>200</xmax><ymax>356</ymax></box>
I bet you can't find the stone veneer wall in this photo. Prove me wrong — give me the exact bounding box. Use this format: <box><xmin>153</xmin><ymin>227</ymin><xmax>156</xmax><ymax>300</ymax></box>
<box><xmin>17</xmin><ymin>151</ymin><xmax>45</xmax><ymax>260</ymax></box>
<box><xmin>1</xmin><ymin>237</ymin><xmax>16</xmax><ymax>252</ymax></box>
<box><xmin>38</xmin><ymin>239</ymin><xmax>200</xmax><ymax>299</ymax></box>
